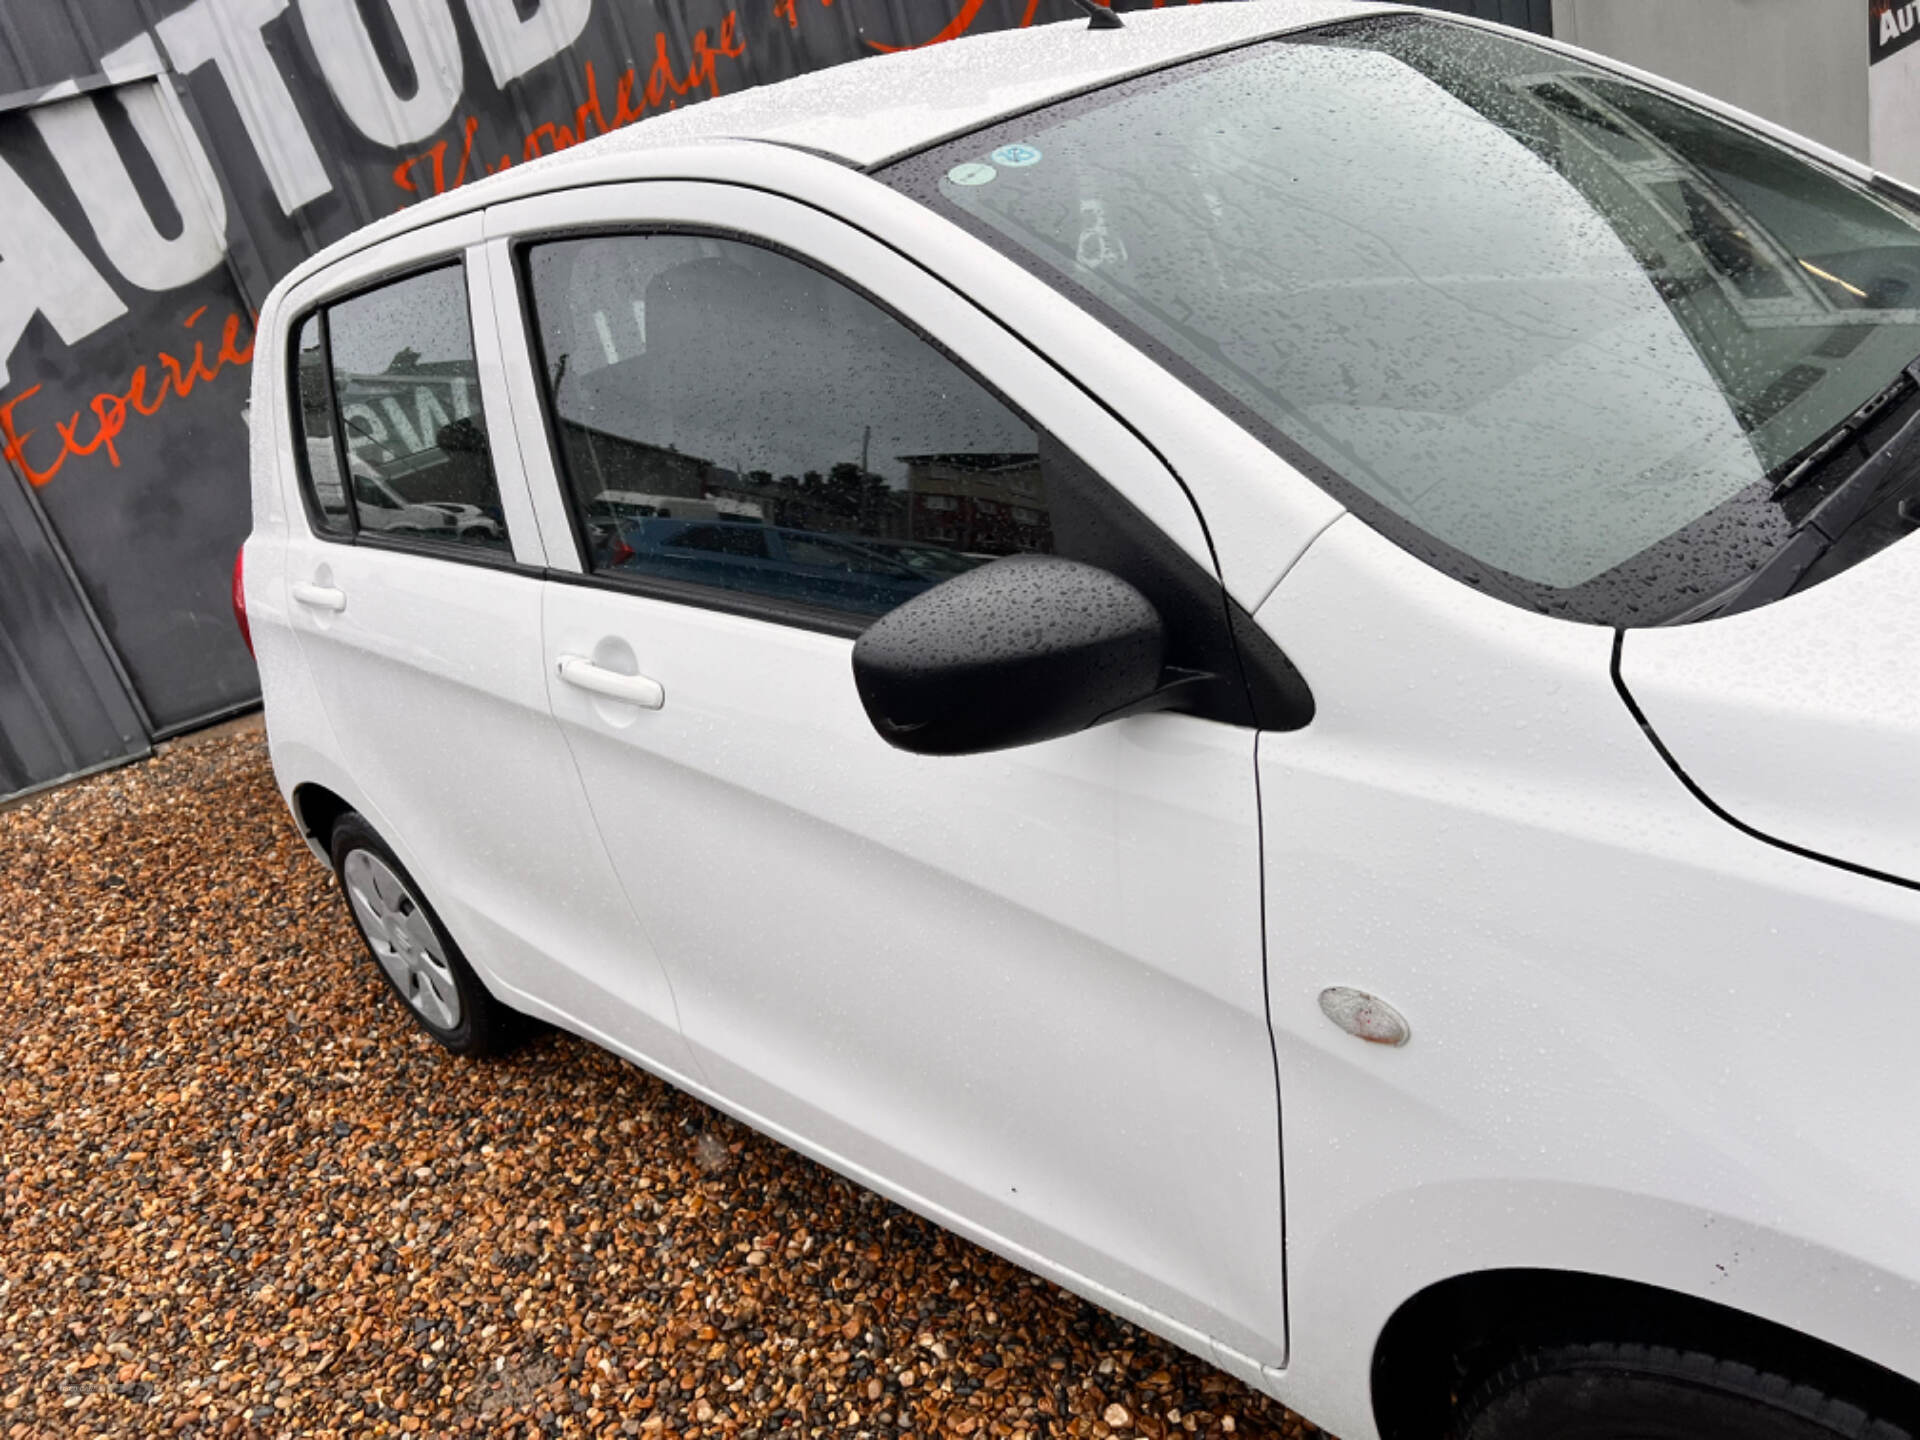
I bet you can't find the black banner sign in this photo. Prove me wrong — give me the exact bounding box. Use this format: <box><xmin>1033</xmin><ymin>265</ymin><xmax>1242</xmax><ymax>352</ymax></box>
<box><xmin>0</xmin><ymin>0</ymin><xmax>1080</xmax><ymax>734</ymax></box>
<box><xmin>1873</xmin><ymin>0</ymin><xmax>1920</xmax><ymax>64</ymax></box>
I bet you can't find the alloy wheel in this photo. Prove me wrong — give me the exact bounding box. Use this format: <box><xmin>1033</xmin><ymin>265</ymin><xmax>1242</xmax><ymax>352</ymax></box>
<box><xmin>342</xmin><ymin>848</ymin><xmax>462</xmax><ymax>1031</ymax></box>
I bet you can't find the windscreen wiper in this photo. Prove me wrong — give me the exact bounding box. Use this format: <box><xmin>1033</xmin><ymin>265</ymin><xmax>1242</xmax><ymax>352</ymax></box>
<box><xmin>1768</xmin><ymin>361</ymin><xmax>1918</xmax><ymax>500</ymax></box>
<box><xmin>1696</xmin><ymin>359</ymin><xmax>1920</xmax><ymax>620</ymax></box>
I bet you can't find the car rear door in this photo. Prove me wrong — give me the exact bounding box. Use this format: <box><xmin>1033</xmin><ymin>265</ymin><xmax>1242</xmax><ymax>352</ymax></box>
<box><xmin>481</xmin><ymin>182</ymin><xmax>1288</xmax><ymax>1372</ymax></box>
<box><xmin>276</xmin><ymin>220</ymin><xmax>694</xmax><ymax>1079</ymax></box>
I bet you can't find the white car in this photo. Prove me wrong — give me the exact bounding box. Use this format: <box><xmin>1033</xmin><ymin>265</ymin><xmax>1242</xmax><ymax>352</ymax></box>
<box><xmin>236</xmin><ymin>6</ymin><xmax>1920</xmax><ymax>1437</ymax></box>
<box><xmin>303</xmin><ymin>433</ymin><xmax>501</xmax><ymax>543</ymax></box>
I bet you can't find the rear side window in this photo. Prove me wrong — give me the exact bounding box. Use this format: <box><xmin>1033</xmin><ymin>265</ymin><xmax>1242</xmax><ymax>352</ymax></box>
<box><xmin>524</xmin><ymin>234</ymin><xmax>1055</xmax><ymax>620</ymax></box>
<box><xmin>290</xmin><ymin>264</ymin><xmax>511</xmax><ymax>556</ymax></box>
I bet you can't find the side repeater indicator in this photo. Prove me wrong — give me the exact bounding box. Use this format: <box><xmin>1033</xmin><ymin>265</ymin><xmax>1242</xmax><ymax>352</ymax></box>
<box><xmin>1318</xmin><ymin>987</ymin><xmax>1411</xmax><ymax>1047</ymax></box>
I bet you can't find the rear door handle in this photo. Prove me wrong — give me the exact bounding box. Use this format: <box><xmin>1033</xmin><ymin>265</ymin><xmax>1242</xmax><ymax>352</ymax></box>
<box><xmin>291</xmin><ymin>581</ymin><xmax>347</xmax><ymax>612</ymax></box>
<box><xmin>556</xmin><ymin>655</ymin><xmax>665</xmax><ymax>710</ymax></box>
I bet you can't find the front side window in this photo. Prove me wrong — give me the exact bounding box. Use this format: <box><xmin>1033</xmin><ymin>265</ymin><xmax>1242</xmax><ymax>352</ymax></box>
<box><xmin>524</xmin><ymin>234</ymin><xmax>1054</xmax><ymax>620</ymax></box>
<box><xmin>887</xmin><ymin>17</ymin><xmax>1920</xmax><ymax>623</ymax></box>
<box><xmin>306</xmin><ymin>265</ymin><xmax>511</xmax><ymax>555</ymax></box>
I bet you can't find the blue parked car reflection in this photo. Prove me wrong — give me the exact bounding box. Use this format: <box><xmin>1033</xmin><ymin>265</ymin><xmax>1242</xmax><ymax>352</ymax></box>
<box><xmin>598</xmin><ymin>518</ymin><xmax>987</xmax><ymax>617</ymax></box>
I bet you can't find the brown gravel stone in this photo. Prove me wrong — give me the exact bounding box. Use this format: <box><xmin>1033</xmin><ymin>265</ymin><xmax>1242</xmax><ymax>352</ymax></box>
<box><xmin>0</xmin><ymin>725</ymin><xmax>1335</xmax><ymax>1440</ymax></box>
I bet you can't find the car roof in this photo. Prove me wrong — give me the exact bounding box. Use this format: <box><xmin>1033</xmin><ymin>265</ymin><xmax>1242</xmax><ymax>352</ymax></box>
<box><xmin>271</xmin><ymin>1</ymin><xmax>1393</xmax><ymax>302</ymax></box>
<box><xmin>564</xmin><ymin>0</ymin><xmax>1387</xmax><ymax>171</ymax></box>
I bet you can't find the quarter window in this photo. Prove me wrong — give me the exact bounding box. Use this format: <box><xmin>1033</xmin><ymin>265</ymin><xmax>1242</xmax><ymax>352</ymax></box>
<box><xmin>292</xmin><ymin>265</ymin><xmax>512</xmax><ymax>555</ymax></box>
<box><xmin>525</xmin><ymin>234</ymin><xmax>1056</xmax><ymax>621</ymax></box>
<box><xmin>292</xmin><ymin>315</ymin><xmax>351</xmax><ymax>535</ymax></box>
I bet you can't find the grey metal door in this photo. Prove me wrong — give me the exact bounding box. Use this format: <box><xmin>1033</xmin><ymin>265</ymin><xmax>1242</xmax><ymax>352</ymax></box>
<box><xmin>0</xmin><ymin>465</ymin><xmax>148</xmax><ymax>803</ymax></box>
<box><xmin>0</xmin><ymin>73</ymin><xmax>262</xmax><ymax>744</ymax></box>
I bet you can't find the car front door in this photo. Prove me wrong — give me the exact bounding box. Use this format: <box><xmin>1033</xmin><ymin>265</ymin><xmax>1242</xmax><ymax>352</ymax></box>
<box><xmin>482</xmin><ymin>183</ymin><xmax>1289</xmax><ymax>1371</ymax></box>
<box><xmin>276</xmin><ymin>223</ymin><xmax>694</xmax><ymax>1079</ymax></box>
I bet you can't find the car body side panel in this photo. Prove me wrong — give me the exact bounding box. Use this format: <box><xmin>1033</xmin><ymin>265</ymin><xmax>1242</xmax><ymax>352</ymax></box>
<box><xmin>545</xmin><ymin>582</ymin><xmax>1287</xmax><ymax>1361</ymax></box>
<box><xmin>1250</xmin><ymin>516</ymin><xmax>1920</xmax><ymax>1437</ymax></box>
<box><xmin>245</xmin><ymin>286</ymin><xmax>315</xmax><ymax>855</ymax></box>
<box><xmin>497</xmin><ymin>178</ymin><xmax>1290</xmax><ymax>1364</ymax></box>
<box><xmin>1620</xmin><ymin>536</ymin><xmax>1920</xmax><ymax>889</ymax></box>
<box><xmin>260</xmin><ymin>226</ymin><xmax>697</xmax><ymax>1081</ymax></box>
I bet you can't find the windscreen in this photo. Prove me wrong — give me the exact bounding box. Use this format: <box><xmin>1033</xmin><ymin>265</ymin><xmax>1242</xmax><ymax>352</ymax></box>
<box><xmin>886</xmin><ymin>16</ymin><xmax>1920</xmax><ymax>620</ymax></box>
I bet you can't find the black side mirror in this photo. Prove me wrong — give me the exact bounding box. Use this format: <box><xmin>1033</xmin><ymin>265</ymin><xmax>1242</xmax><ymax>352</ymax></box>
<box><xmin>852</xmin><ymin>554</ymin><xmax>1171</xmax><ymax>755</ymax></box>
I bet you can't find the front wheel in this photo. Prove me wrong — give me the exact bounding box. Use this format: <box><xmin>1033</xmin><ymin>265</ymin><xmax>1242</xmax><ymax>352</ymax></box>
<box><xmin>329</xmin><ymin>813</ymin><xmax>524</xmax><ymax>1056</ymax></box>
<box><xmin>1452</xmin><ymin>1343</ymin><xmax>1912</xmax><ymax>1440</ymax></box>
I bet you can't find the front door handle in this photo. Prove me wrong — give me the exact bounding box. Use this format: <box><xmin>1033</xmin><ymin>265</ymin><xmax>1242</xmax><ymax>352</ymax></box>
<box><xmin>557</xmin><ymin>655</ymin><xmax>665</xmax><ymax>710</ymax></box>
<box><xmin>291</xmin><ymin>581</ymin><xmax>347</xmax><ymax>612</ymax></box>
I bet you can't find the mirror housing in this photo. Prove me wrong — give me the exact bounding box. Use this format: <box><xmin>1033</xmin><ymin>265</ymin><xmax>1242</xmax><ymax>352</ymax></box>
<box><xmin>852</xmin><ymin>555</ymin><xmax>1170</xmax><ymax>755</ymax></box>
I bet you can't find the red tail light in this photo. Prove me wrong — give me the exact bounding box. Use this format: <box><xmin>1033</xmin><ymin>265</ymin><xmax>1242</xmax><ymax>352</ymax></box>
<box><xmin>608</xmin><ymin>536</ymin><xmax>635</xmax><ymax>567</ymax></box>
<box><xmin>232</xmin><ymin>545</ymin><xmax>255</xmax><ymax>659</ymax></box>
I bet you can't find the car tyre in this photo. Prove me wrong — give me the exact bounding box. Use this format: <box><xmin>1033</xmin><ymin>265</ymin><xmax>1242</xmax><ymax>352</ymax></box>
<box><xmin>1451</xmin><ymin>1342</ymin><xmax>1913</xmax><ymax>1440</ymax></box>
<box><xmin>329</xmin><ymin>812</ymin><xmax>524</xmax><ymax>1056</ymax></box>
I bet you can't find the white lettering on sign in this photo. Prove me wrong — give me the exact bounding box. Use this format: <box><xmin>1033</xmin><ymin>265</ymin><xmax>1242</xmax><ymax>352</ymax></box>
<box><xmin>0</xmin><ymin>157</ymin><xmax>128</xmax><ymax>390</ymax></box>
<box><xmin>29</xmin><ymin>42</ymin><xmax>229</xmax><ymax>294</ymax></box>
<box><xmin>155</xmin><ymin>0</ymin><xmax>334</xmax><ymax>215</ymax></box>
<box><xmin>464</xmin><ymin>0</ymin><xmax>594</xmax><ymax>88</ymax></box>
<box><xmin>0</xmin><ymin>0</ymin><xmax>611</xmax><ymax>394</ymax></box>
<box><xmin>296</xmin><ymin>0</ymin><xmax>464</xmax><ymax>147</ymax></box>
<box><xmin>340</xmin><ymin>375</ymin><xmax>474</xmax><ymax>461</ymax></box>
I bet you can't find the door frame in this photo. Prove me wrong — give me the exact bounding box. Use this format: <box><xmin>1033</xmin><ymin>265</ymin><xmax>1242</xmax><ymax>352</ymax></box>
<box><xmin>475</xmin><ymin>177</ymin><xmax>1293</xmax><ymax>1381</ymax></box>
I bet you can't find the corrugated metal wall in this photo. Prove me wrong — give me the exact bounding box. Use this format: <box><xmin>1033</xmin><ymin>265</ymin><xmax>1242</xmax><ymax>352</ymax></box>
<box><xmin>0</xmin><ymin>450</ymin><xmax>150</xmax><ymax>802</ymax></box>
<box><xmin>0</xmin><ymin>0</ymin><xmax>1549</xmax><ymax>804</ymax></box>
<box><xmin>1429</xmin><ymin>0</ymin><xmax>1553</xmax><ymax>34</ymax></box>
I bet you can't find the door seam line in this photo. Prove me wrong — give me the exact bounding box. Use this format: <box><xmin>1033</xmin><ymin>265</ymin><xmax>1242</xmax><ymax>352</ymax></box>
<box><xmin>1611</xmin><ymin>628</ymin><xmax>1920</xmax><ymax>895</ymax></box>
<box><xmin>536</xmin><ymin>581</ymin><xmax>712</xmax><ymax>1086</ymax></box>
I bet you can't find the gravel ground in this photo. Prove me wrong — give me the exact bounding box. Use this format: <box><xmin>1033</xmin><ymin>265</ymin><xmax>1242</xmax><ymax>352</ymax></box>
<box><xmin>0</xmin><ymin>725</ymin><xmax>1332</xmax><ymax>1440</ymax></box>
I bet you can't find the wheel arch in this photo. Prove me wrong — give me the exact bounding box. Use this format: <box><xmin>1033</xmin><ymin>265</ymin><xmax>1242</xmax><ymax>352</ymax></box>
<box><xmin>290</xmin><ymin>780</ymin><xmax>354</xmax><ymax>858</ymax></box>
<box><xmin>1371</xmin><ymin>1267</ymin><xmax>1920</xmax><ymax>1440</ymax></box>
<box><xmin>281</xmin><ymin>765</ymin><xmax>531</xmax><ymax>1021</ymax></box>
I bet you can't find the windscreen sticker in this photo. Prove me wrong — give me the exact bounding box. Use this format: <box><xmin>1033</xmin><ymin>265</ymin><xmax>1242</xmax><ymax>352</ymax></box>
<box><xmin>947</xmin><ymin>161</ymin><xmax>998</xmax><ymax>186</ymax></box>
<box><xmin>990</xmin><ymin>143</ymin><xmax>1042</xmax><ymax>168</ymax></box>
